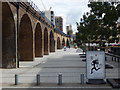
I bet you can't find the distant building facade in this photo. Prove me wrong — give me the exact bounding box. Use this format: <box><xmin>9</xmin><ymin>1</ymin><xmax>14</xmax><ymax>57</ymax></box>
<box><xmin>51</xmin><ymin>11</ymin><xmax>55</xmax><ymax>25</ymax></box>
<box><xmin>66</xmin><ymin>24</ymin><xmax>73</xmax><ymax>37</ymax></box>
<box><xmin>73</xmin><ymin>34</ymin><xmax>76</xmax><ymax>41</ymax></box>
<box><xmin>55</xmin><ymin>16</ymin><xmax>63</xmax><ymax>31</ymax></box>
<box><xmin>41</xmin><ymin>10</ymin><xmax>55</xmax><ymax>25</ymax></box>
<box><xmin>66</xmin><ymin>26</ymin><xmax>70</xmax><ymax>34</ymax></box>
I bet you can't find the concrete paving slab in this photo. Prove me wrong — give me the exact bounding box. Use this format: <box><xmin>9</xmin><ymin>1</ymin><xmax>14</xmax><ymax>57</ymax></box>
<box><xmin>1</xmin><ymin>48</ymin><xmax>120</xmax><ymax>88</ymax></box>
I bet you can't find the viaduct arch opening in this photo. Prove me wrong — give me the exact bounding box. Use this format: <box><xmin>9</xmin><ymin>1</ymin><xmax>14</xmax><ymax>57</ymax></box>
<box><xmin>35</xmin><ymin>23</ymin><xmax>42</xmax><ymax>57</ymax></box>
<box><xmin>20</xmin><ymin>14</ymin><xmax>34</xmax><ymax>61</ymax></box>
<box><xmin>44</xmin><ymin>28</ymin><xmax>49</xmax><ymax>55</ymax></box>
<box><xmin>57</xmin><ymin>37</ymin><xmax>61</xmax><ymax>49</ymax></box>
<box><xmin>50</xmin><ymin>31</ymin><xmax>55</xmax><ymax>52</ymax></box>
<box><xmin>66</xmin><ymin>39</ymin><xmax>70</xmax><ymax>47</ymax></box>
<box><xmin>2</xmin><ymin>3</ymin><xmax>16</xmax><ymax>68</ymax></box>
<box><xmin>62</xmin><ymin>38</ymin><xmax>65</xmax><ymax>48</ymax></box>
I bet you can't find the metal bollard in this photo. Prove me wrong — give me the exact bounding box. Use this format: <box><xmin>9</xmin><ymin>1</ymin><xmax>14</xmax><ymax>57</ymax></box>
<box><xmin>81</xmin><ymin>74</ymin><xmax>84</xmax><ymax>85</ymax></box>
<box><xmin>115</xmin><ymin>57</ymin><xmax>117</xmax><ymax>62</ymax></box>
<box><xmin>105</xmin><ymin>57</ymin><xmax>107</xmax><ymax>61</ymax></box>
<box><xmin>112</xmin><ymin>56</ymin><xmax>113</xmax><ymax>61</ymax></box>
<box><xmin>58</xmin><ymin>73</ymin><xmax>62</xmax><ymax>85</ymax></box>
<box><xmin>15</xmin><ymin>74</ymin><xmax>18</xmax><ymax>85</ymax></box>
<box><xmin>36</xmin><ymin>74</ymin><xmax>40</xmax><ymax>85</ymax></box>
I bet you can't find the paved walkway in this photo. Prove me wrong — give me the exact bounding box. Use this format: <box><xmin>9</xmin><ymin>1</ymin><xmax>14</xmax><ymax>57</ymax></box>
<box><xmin>0</xmin><ymin>48</ymin><xmax>120</xmax><ymax>89</ymax></box>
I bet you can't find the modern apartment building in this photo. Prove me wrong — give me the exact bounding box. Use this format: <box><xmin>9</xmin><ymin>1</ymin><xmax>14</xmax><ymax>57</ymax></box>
<box><xmin>66</xmin><ymin>26</ymin><xmax>70</xmax><ymax>34</ymax></box>
<box><xmin>41</xmin><ymin>10</ymin><xmax>55</xmax><ymax>25</ymax></box>
<box><xmin>55</xmin><ymin>16</ymin><xmax>63</xmax><ymax>32</ymax></box>
<box><xmin>51</xmin><ymin>11</ymin><xmax>55</xmax><ymax>26</ymax></box>
<box><xmin>66</xmin><ymin>24</ymin><xmax>73</xmax><ymax>37</ymax></box>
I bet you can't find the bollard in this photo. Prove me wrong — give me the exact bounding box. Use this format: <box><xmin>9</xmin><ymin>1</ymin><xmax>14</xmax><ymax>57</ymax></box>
<box><xmin>81</xmin><ymin>74</ymin><xmax>84</xmax><ymax>85</ymax></box>
<box><xmin>115</xmin><ymin>57</ymin><xmax>117</xmax><ymax>62</ymax></box>
<box><xmin>58</xmin><ymin>73</ymin><xmax>62</xmax><ymax>85</ymax></box>
<box><xmin>15</xmin><ymin>74</ymin><xmax>18</xmax><ymax>85</ymax></box>
<box><xmin>36</xmin><ymin>74</ymin><xmax>40</xmax><ymax>85</ymax></box>
<box><xmin>112</xmin><ymin>56</ymin><xmax>113</xmax><ymax>61</ymax></box>
<box><xmin>105</xmin><ymin>57</ymin><xmax>107</xmax><ymax>61</ymax></box>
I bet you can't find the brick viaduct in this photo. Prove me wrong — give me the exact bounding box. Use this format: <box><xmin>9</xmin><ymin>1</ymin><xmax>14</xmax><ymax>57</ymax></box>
<box><xmin>1</xmin><ymin>2</ymin><xmax>72</xmax><ymax>68</ymax></box>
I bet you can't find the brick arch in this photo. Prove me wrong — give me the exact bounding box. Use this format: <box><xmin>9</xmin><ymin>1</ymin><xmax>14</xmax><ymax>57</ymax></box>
<box><xmin>2</xmin><ymin>2</ymin><xmax>16</xmax><ymax>68</ymax></box>
<box><xmin>44</xmin><ymin>28</ymin><xmax>49</xmax><ymax>55</ymax></box>
<box><xmin>19</xmin><ymin>14</ymin><xmax>34</xmax><ymax>61</ymax></box>
<box><xmin>70</xmin><ymin>38</ymin><xmax>72</xmax><ymax>44</ymax></box>
<box><xmin>35</xmin><ymin>23</ymin><xmax>43</xmax><ymax>57</ymax></box>
<box><xmin>62</xmin><ymin>38</ymin><xmax>65</xmax><ymax>48</ymax></box>
<box><xmin>66</xmin><ymin>39</ymin><xmax>70</xmax><ymax>47</ymax></box>
<box><xmin>57</xmin><ymin>37</ymin><xmax>61</xmax><ymax>49</ymax></box>
<box><xmin>49</xmin><ymin>30</ymin><xmax>55</xmax><ymax>52</ymax></box>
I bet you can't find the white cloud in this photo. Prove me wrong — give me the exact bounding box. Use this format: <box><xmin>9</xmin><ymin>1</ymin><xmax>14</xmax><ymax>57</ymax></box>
<box><xmin>33</xmin><ymin>0</ymin><xmax>90</xmax><ymax>34</ymax></box>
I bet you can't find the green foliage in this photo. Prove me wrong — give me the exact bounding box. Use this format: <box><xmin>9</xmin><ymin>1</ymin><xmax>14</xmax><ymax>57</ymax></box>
<box><xmin>76</xmin><ymin>2</ymin><xmax>119</xmax><ymax>46</ymax></box>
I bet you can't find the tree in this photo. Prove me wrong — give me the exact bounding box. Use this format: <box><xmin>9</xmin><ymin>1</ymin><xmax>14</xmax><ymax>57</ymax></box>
<box><xmin>76</xmin><ymin>1</ymin><xmax>119</xmax><ymax>48</ymax></box>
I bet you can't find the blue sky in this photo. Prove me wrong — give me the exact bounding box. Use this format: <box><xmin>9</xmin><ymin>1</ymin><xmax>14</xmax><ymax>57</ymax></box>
<box><xmin>33</xmin><ymin>0</ymin><xmax>90</xmax><ymax>34</ymax></box>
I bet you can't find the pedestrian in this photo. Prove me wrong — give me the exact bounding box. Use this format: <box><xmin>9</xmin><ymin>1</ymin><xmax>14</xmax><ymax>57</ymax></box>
<box><xmin>69</xmin><ymin>45</ymin><xmax>70</xmax><ymax>49</ymax></box>
<box><xmin>64</xmin><ymin>46</ymin><xmax>66</xmax><ymax>51</ymax></box>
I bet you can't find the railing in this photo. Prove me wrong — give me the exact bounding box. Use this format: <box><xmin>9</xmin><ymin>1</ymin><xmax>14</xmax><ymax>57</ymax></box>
<box><xmin>27</xmin><ymin>0</ymin><xmax>40</xmax><ymax>12</ymax></box>
<box><xmin>27</xmin><ymin>0</ymin><xmax>52</xmax><ymax>25</ymax></box>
